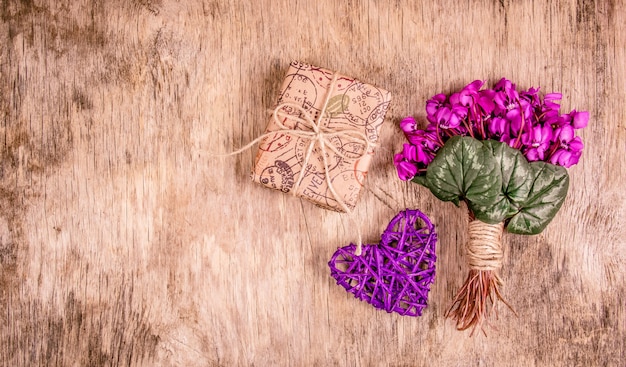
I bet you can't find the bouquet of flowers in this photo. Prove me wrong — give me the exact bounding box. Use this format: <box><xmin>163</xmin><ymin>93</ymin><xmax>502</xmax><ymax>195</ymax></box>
<box><xmin>394</xmin><ymin>78</ymin><xmax>588</xmax><ymax>333</ymax></box>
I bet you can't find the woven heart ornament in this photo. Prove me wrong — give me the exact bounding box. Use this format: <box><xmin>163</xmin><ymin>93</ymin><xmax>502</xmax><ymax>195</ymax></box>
<box><xmin>328</xmin><ymin>209</ymin><xmax>437</xmax><ymax>316</ymax></box>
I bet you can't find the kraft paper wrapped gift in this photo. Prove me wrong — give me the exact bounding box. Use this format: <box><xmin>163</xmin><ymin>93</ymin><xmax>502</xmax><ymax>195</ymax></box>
<box><xmin>251</xmin><ymin>61</ymin><xmax>392</xmax><ymax>212</ymax></box>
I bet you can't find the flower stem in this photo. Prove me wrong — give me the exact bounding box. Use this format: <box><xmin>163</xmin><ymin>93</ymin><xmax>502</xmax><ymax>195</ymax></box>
<box><xmin>435</xmin><ymin>124</ymin><xmax>447</xmax><ymax>146</ymax></box>
<box><xmin>513</xmin><ymin>98</ymin><xmax>525</xmax><ymax>149</ymax></box>
<box><xmin>462</xmin><ymin>117</ymin><xmax>475</xmax><ymax>138</ymax></box>
<box><xmin>445</xmin><ymin>269</ymin><xmax>514</xmax><ymax>335</ymax></box>
<box><xmin>445</xmin><ymin>219</ymin><xmax>515</xmax><ymax>335</ymax></box>
<box><xmin>472</xmin><ymin>103</ymin><xmax>486</xmax><ymax>140</ymax></box>
<box><xmin>545</xmin><ymin>139</ymin><xmax>561</xmax><ymax>161</ymax></box>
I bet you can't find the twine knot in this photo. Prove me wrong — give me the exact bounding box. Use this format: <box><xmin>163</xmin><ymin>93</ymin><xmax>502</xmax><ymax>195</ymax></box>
<box><xmin>270</xmin><ymin>101</ymin><xmax>374</xmax><ymax>200</ymax></box>
<box><xmin>465</xmin><ymin>220</ymin><xmax>504</xmax><ymax>271</ymax></box>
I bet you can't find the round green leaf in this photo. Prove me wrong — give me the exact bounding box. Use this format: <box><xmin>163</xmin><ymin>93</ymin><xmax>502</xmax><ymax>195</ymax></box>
<box><xmin>481</xmin><ymin>140</ymin><xmax>533</xmax><ymax>206</ymax></box>
<box><xmin>470</xmin><ymin>140</ymin><xmax>533</xmax><ymax>223</ymax></box>
<box><xmin>425</xmin><ymin>136</ymin><xmax>502</xmax><ymax>207</ymax></box>
<box><xmin>506</xmin><ymin>162</ymin><xmax>570</xmax><ymax>235</ymax></box>
<box><xmin>469</xmin><ymin>195</ymin><xmax>512</xmax><ymax>224</ymax></box>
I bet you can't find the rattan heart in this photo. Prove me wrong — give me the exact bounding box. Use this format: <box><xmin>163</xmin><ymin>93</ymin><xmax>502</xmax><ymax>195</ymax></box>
<box><xmin>328</xmin><ymin>209</ymin><xmax>437</xmax><ymax>316</ymax></box>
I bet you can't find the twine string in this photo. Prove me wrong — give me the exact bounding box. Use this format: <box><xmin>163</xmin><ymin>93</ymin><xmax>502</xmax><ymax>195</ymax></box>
<box><xmin>465</xmin><ymin>220</ymin><xmax>504</xmax><ymax>271</ymax></box>
<box><xmin>446</xmin><ymin>219</ymin><xmax>512</xmax><ymax>334</ymax></box>
<box><xmin>215</xmin><ymin>73</ymin><xmax>374</xmax><ymax>255</ymax></box>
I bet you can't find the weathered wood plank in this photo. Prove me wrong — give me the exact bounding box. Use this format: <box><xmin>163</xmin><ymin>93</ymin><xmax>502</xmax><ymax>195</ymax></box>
<box><xmin>0</xmin><ymin>0</ymin><xmax>624</xmax><ymax>365</ymax></box>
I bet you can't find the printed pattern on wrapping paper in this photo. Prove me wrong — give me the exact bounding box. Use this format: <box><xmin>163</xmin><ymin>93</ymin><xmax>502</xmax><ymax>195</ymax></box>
<box><xmin>252</xmin><ymin>61</ymin><xmax>392</xmax><ymax>212</ymax></box>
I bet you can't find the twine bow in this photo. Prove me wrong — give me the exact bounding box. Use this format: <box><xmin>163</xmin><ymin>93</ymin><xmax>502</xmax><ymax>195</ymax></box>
<box><xmin>218</xmin><ymin>73</ymin><xmax>373</xmax><ymax>255</ymax></box>
<box><xmin>270</xmin><ymin>102</ymin><xmax>374</xmax><ymax>204</ymax></box>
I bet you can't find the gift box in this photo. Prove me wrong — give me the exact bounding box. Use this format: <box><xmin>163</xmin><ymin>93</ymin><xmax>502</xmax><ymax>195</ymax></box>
<box><xmin>251</xmin><ymin>61</ymin><xmax>392</xmax><ymax>212</ymax></box>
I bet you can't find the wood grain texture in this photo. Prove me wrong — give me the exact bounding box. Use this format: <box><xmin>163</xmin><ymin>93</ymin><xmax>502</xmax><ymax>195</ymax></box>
<box><xmin>0</xmin><ymin>0</ymin><xmax>624</xmax><ymax>366</ymax></box>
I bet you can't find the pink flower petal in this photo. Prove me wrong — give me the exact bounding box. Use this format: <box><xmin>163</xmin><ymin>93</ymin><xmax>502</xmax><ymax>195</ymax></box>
<box><xmin>572</xmin><ymin>110</ymin><xmax>589</xmax><ymax>129</ymax></box>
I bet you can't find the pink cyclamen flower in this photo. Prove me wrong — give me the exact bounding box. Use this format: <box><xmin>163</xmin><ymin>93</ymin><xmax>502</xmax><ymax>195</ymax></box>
<box><xmin>554</xmin><ymin>124</ymin><xmax>575</xmax><ymax>144</ymax></box>
<box><xmin>456</xmin><ymin>80</ymin><xmax>485</xmax><ymax>106</ymax></box>
<box><xmin>543</xmin><ymin>92</ymin><xmax>562</xmax><ymax>111</ymax></box>
<box><xmin>493</xmin><ymin>78</ymin><xmax>520</xmax><ymax>115</ymax></box>
<box><xmin>426</xmin><ymin>94</ymin><xmax>447</xmax><ymax>121</ymax></box>
<box><xmin>400</xmin><ymin>116</ymin><xmax>419</xmax><ymax>134</ymax></box>
<box><xmin>548</xmin><ymin>125</ymin><xmax>584</xmax><ymax>167</ymax></box>
<box><xmin>549</xmin><ymin>140</ymin><xmax>583</xmax><ymax>167</ymax></box>
<box><xmin>570</xmin><ymin>110</ymin><xmax>589</xmax><ymax>129</ymax></box>
<box><xmin>393</xmin><ymin>144</ymin><xmax>419</xmax><ymax>180</ymax></box>
<box><xmin>506</xmin><ymin>99</ymin><xmax>533</xmax><ymax>136</ymax></box>
<box><xmin>407</xmin><ymin>130</ymin><xmax>440</xmax><ymax>151</ymax></box>
<box><xmin>395</xmin><ymin>78</ymin><xmax>588</xmax><ymax>176</ymax></box>
<box><xmin>523</xmin><ymin>124</ymin><xmax>553</xmax><ymax>161</ymax></box>
<box><xmin>395</xmin><ymin>160</ymin><xmax>417</xmax><ymax>181</ymax></box>
<box><xmin>400</xmin><ymin>143</ymin><xmax>417</xmax><ymax>161</ymax></box>
<box><xmin>488</xmin><ymin>116</ymin><xmax>508</xmax><ymax>138</ymax></box>
<box><xmin>476</xmin><ymin>89</ymin><xmax>496</xmax><ymax>115</ymax></box>
<box><xmin>521</xmin><ymin>87</ymin><xmax>541</xmax><ymax>106</ymax></box>
<box><xmin>394</xmin><ymin>152</ymin><xmax>418</xmax><ymax>181</ymax></box>
<box><xmin>434</xmin><ymin>107</ymin><xmax>462</xmax><ymax>129</ymax></box>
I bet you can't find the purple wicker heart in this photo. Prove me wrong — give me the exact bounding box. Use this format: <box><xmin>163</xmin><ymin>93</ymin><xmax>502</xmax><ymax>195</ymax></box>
<box><xmin>328</xmin><ymin>209</ymin><xmax>437</xmax><ymax>316</ymax></box>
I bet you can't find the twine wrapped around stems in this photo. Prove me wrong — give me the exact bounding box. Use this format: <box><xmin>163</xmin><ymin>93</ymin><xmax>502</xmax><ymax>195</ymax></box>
<box><xmin>465</xmin><ymin>220</ymin><xmax>504</xmax><ymax>271</ymax></box>
<box><xmin>445</xmin><ymin>219</ymin><xmax>515</xmax><ymax>335</ymax></box>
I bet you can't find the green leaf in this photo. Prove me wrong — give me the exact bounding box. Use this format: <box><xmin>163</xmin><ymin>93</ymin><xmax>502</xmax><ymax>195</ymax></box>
<box><xmin>506</xmin><ymin>162</ymin><xmax>570</xmax><ymax>235</ymax></box>
<box><xmin>470</xmin><ymin>140</ymin><xmax>533</xmax><ymax>223</ymax></box>
<box><xmin>469</xmin><ymin>195</ymin><xmax>512</xmax><ymax>224</ymax></box>
<box><xmin>481</xmin><ymin>140</ymin><xmax>533</xmax><ymax>206</ymax></box>
<box><xmin>411</xmin><ymin>174</ymin><xmax>428</xmax><ymax>187</ymax></box>
<box><xmin>425</xmin><ymin>136</ymin><xmax>502</xmax><ymax>208</ymax></box>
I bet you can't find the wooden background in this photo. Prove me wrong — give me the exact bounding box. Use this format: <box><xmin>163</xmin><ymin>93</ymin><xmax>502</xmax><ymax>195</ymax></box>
<box><xmin>1</xmin><ymin>0</ymin><xmax>624</xmax><ymax>366</ymax></box>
